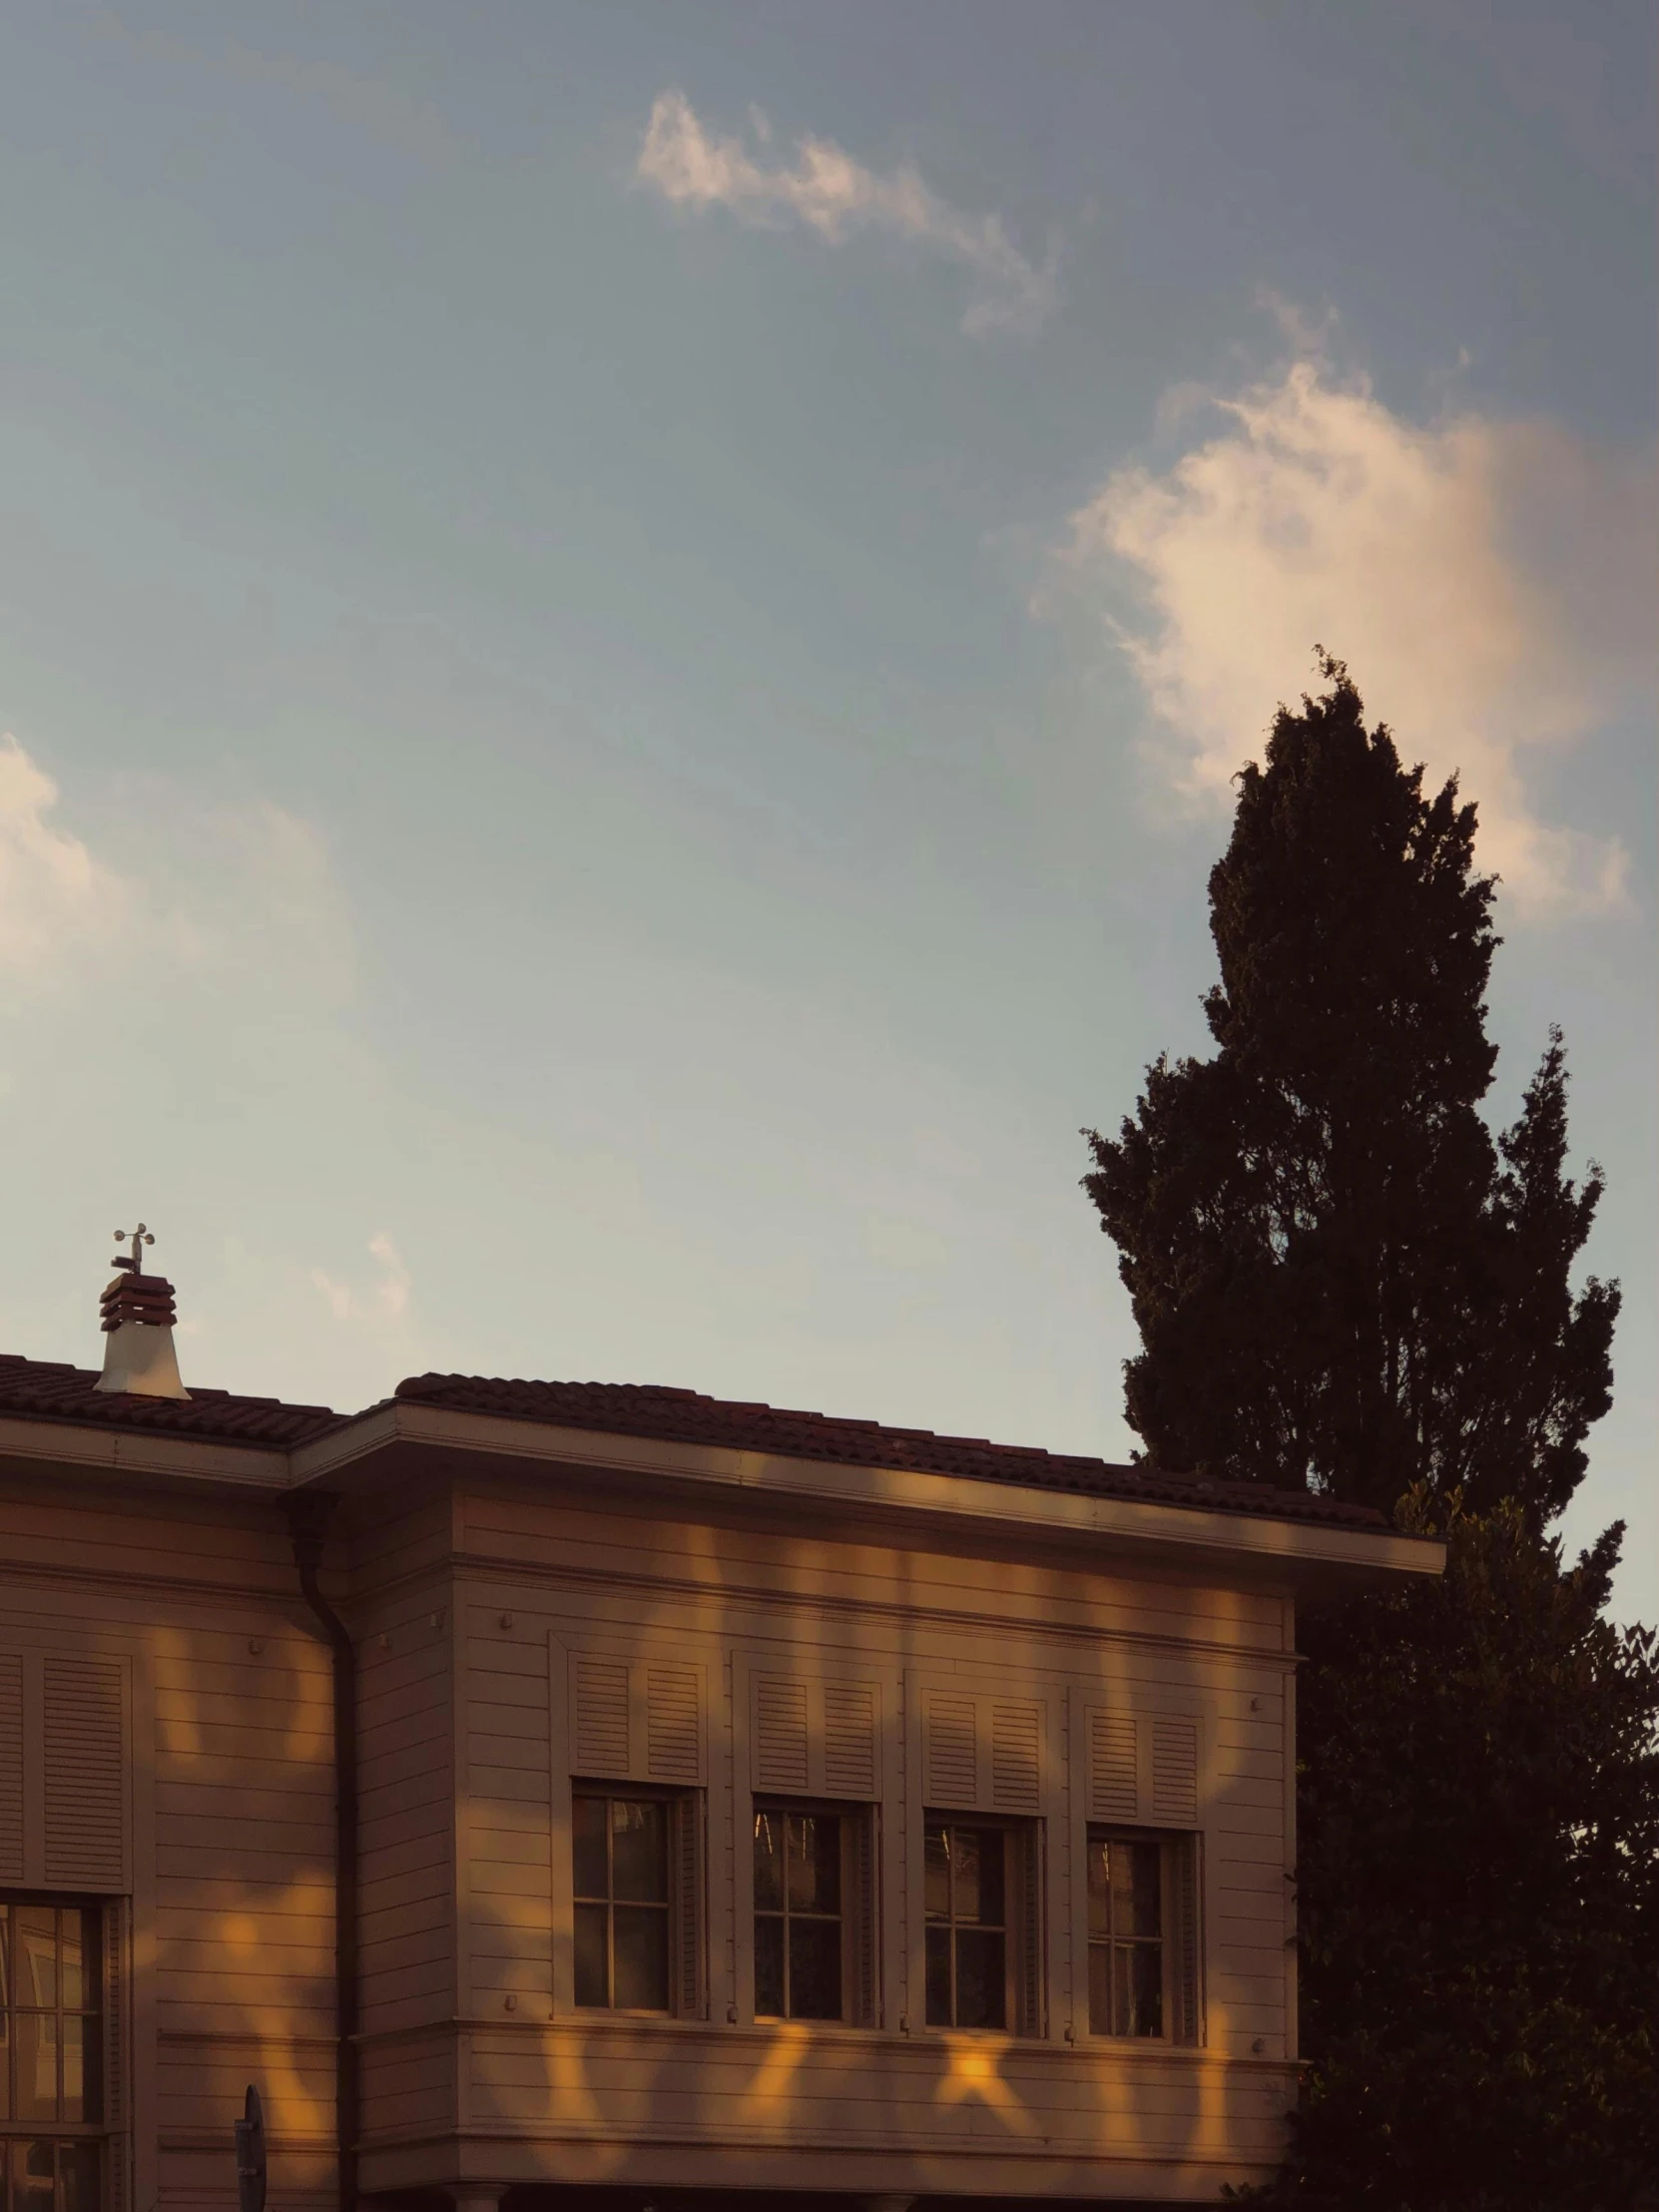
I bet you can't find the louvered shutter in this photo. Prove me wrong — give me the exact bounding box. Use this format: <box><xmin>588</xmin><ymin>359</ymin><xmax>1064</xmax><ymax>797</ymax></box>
<box><xmin>673</xmin><ymin>1795</ymin><xmax>705</xmax><ymax>2019</ymax></box>
<box><xmin>0</xmin><ymin>1651</ymin><xmax>22</xmax><ymax>1883</ymax></box>
<box><xmin>1085</xmin><ymin>1705</ymin><xmax>1203</xmax><ymax>1828</ymax></box>
<box><xmin>1172</xmin><ymin>1833</ymin><xmax>1203</xmax><ymax>2046</ymax></box>
<box><xmin>922</xmin><ymin>1693</ymin><xmax>978</xmax><ymax>1807</ymax></box>
<box><xmin>571</xmin><ymin>1658</ymin><xmax>631</xmax><ymax>1776</ymax></box>
<box><xmin>42</xmin><ymin>1656</ymin><xmax>125</xmax><ymax>1888</ymax></box>
<box><xmin>751</xmin><ymin>1675</ymin><xmax>880</xmax><ymax>1800</ymax></box>
<box><xmin>822</xmin><ymin>1683</ymin><xmax>877</xmax><ymax>1799</ymax></box>
<box><xmin>645</xmin><ymin>1667</ymin><xmax>701</xmax><ymax>1784</ymax></box>
<box><xmin>568</xmin><ymin>1654</ymin><xmax>705</xmax><ymax>1784</ymax></box>
<box><xmin>851</xmin><ymin>1810</ymin><xmax>877</xmax><ymax>2027</ymax></box>
<box><xmin>1150</xmin><ymin>1717</ymin><xmax>1199</xmax><ymax>1825</ymax></box>
<box><xmin>921</xmin><ymin>1687</ymin><xmax>1043</xmax><ymax>1812</ymax></box>
<box><xmin>104</xmin><ymin>1905</ymin><xmax>128</xmax><ymax>2212</ymax></box>
<box><xmin>1087</xmin><ymin>1711</ymin><xmax>1139</xmax><ymax>1823</ymax></box>
<box><xmin>754</xmin><ymin>1678</ymin><xmax>811</xmax><ymax>1792</ymax></box>
<box><xmin>1017</xmin><ymin>1825</ymin><xmax>1044</xmax><ymax>2038</ymax></box>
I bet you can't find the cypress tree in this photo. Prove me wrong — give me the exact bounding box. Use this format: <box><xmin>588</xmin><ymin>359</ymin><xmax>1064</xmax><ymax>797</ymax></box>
<box><xmin>1083</xmin><ymin>654</ymin><xmax>1617</xmax><ymax>1521</ymax></box>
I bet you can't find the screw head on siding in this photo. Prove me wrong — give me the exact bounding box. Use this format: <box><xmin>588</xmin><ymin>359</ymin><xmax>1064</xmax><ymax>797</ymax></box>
<box><xmin>248</xmin><ymin>1638</ymin><xmax>265</xmax><ymax>1655</ymax></box>
<box><xmin>499</xmin><ymin>1612</ymin><xmax>514</xmax><ymax>1630</ymax></box>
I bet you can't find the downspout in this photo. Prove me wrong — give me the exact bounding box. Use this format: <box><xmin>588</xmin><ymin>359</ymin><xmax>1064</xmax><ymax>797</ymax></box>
<box><xmin>283</xmin><ymin>1492</ymin><xmax>359</xmax><ymax>2212</ymax></box>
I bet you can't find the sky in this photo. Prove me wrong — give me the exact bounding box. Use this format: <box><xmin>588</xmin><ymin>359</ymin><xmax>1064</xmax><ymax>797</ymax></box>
<box><xmin>1</xmin><ymin>1</ymin><xmax>1653</xmax><ymax>1617</ymax></box>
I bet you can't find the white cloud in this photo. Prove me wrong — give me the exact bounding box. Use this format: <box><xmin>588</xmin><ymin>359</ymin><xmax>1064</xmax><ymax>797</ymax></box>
<box><xmin>312</xmin><ymin>1233</ymin><xmax>411</xmax><ymax>1328</ymax></box>
<box><xmin>637</xmin><ymin>90</ymin><xmax>1055</xmax><ymax>337</ymax></box>
<box><xmin>1063</xmin><ymin>350</ymin><xmax>1657</xmax><ymax>916</ymax></box>
<box><xmin>0</xmin><ymin>736</ymin><xmax>128</xmax><ymax>977</ymax></box>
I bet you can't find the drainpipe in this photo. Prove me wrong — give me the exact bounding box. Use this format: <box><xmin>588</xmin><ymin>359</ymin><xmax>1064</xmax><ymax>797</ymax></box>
<box><xmin>283</xmin><ymin>1491</ymin><xmax>359</xmax><ymax>2212</ymax></box>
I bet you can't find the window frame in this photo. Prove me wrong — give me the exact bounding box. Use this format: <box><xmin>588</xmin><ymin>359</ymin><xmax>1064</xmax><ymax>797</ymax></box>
<box><xmin>750</xmin><ymin>1798</ymin><xmax>875</xmax><ymax>2028</ymax></box>
<box><xmin>1081</xmin><ymin>1829</ymin><xmax>1202</xmax><ymax>2046</ymax></box>
<box><xmin>920</xmin><ymin>1812</ymin><xmax>1043</xmax><ymax>2038</ymax></box>
<box><xmin>0</xmin><ymin>1894</ymin><xmax>111</xmax><ymax>2212</ymax></box>
<box><xmin>568</xmin><ymin>1783</ymin><xmax>700</xmax><ymax>2019</ymax></box>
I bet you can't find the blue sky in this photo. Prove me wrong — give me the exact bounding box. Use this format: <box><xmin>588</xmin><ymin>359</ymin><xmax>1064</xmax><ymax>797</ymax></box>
<box><xmin>1</xmin><ymin>1</ymin><xmax>1653</xmax><ymax>1614</ymax></box>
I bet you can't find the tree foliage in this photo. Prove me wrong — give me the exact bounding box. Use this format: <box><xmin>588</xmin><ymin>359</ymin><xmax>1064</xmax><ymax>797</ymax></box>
<box><xmin>1082</xmin><ymin>658</ymin><xmax>1655</xmax><ymax>2205</ymax></box>
<box><xmin>1083</xmin><ymin>658</ymin><xmax>1617</xmax><ymax>1520</ymax></box>
<box><xmin>1285</xmin><ymin>1496</ymin><xmax>1659</xmax><ymax>2210</ymax></box>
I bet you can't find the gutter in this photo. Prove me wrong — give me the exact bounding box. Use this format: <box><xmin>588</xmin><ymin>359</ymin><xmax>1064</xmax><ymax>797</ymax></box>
<box><xmin>282</xmin><ymin>1492</ymin><xmax>358</xmax><ymax>2212</ymax></box>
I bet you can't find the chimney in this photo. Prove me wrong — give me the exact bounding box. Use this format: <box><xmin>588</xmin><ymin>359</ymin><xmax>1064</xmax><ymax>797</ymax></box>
<box><xmin>95</xmin><ymin>1223</ymin><xmax>190</xmax><ymax>1399</ymax></box>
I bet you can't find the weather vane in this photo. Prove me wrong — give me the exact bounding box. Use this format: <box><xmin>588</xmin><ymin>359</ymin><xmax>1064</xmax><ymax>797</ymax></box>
<box><xmin>114</xmin><ymin>1224</ymin><xmax>155</xmax><ymax>1274</ymax></box>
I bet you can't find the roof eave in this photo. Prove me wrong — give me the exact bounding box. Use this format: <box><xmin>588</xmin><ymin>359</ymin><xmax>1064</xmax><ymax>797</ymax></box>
<box><xmin>290</xmin><ymin>1401</ymin><xmax>1444</xmax><ymax>1591</ymax></box>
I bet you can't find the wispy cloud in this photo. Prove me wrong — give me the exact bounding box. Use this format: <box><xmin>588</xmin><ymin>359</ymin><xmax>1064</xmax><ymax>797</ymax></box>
<box><xmin>1060</xmin><ymin>337</ymin><xmax>1656</xmax><ymax>916</ymax></box>
<box><xmin>312</xmin><ymin>1233</ymin><xmax>411</xmax><ymax>1327</ymax></box>
<box><xmin>637</xmin><ymin>90</ymin><xmax>1056</xmax><ymax>337</ymax></box>
<box><xmin>0</xmin><ymin>736</ymin><xmax>127</xmax><ymax>978</ymax></box>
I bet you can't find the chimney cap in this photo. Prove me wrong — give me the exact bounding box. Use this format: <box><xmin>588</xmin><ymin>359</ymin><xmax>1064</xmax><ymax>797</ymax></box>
<box><xmin>96</xmin><ymin>1222</ymin><xmax>189</xmax><ymax>1399</ymax></box>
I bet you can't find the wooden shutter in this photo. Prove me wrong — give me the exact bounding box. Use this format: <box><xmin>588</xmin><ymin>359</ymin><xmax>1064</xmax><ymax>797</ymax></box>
<box><xmin>0</xmin><ymin>1651</ymin><xmax>22</xmax><ymax>1883</ymax></box>
<box><xmin>921</xmin><ymin>1687</ymin><xmax>1043</xmax><ymax>1812</ymax></box>
<box><xmin>104</xmin><ymin>1905</ymin><xmax>128</xmax><ymax>2212</ymax></box>
<box><xmin>822</xmin><ymin>1683</ymin><xmax>878</xmax><ymax>1799</ymax></box>
<box><xmin>1085</xmin><ymin>1705</ymin><xmax>1203</xmax><ymax>1828</ymax></box>
<box><xmin>568</xmin><ymin>1654</ymin><xmax>704</xmax><ymax>1784</ymax></box>
<box><xmin>42</xmin><ymin>1657</ymin><xmax>125</xmax><ymax>1888</ymax></box>
<box><xmin>1017</xmin><ymin>1826</ymin><xmax>1045</xmax><ymax>2038</ymax></box>
<box><xmin>673</xmin><ymin>1795</ymin><xmax>705</xmax><ymax>2019</ymax></box>
<box><xmin>752</xmin><ymin>1675</ymin><xmax>880</xmax><ymax>1800</ymax></box>
<box><xmin>922</xmin><ymin>1693</ymin><xmax>978</xmax><ymax>1807</ymax></box>
<box><xmin>754</xmin><ymin>1678</ymin><xmax>811</xmax><ymax>1792</ymax></box>
<box><xmin>1087</xmin><ymin>1711</ymin><xmax>1139</xmax><ymax>1824</ymax></box>
<box><xmin>850</xmin><ymin>1810</ymin><xmax>877</xmax><ymax>2027</ymax></box>
<box><xmin>645</xmin><ymin>1667</ymin><xmax>701</xmax><ymax>1784</ymax></box>
<box><xmin>571</xmin><ymin>1658</ymin><xmax>631</xmax><ymax>1776</ymax></box>
<box><xmin>1172</xmin><ymin>1834</ymin><xmax>1203</xmax><ymax>2045</ymax></box>
<box><xmin>990</xmin><ymin>1703</ymin><xmax>1041</xmax><ymax>1813</ymax></box>
<box><xmin>1150</xmin><ymin>1717</ymin><xmax>1200</xmax><ymax>1825</ymax></box>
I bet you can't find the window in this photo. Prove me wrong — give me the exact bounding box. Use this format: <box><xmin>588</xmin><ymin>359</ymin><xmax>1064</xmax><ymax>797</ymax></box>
<box><xmin>1085</xmin><ymin>1832</ymin><xmax>1201</xmax><ymax>2042</ymax></box>
<box><xmin>924</xmin><ymin>1817</ymin><xmax>1041</xmax><ymax>2034</ymax></box>
<box><xmin>753</xmin><ymin>1805</ymin><xmax>873</xmax><ymax>2024</ymax></box>
<box><xmin>573</xmin><ymin>1791</ymin><xmax>699</xmax><ymax>2013</ymax></box>
<box><xmin>0</xmin><ymin>1901</ymin><xmax>104</xmax><ymax>2212</ymax></box>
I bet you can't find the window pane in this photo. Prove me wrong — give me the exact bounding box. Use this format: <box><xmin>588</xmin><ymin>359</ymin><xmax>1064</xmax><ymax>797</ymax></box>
<box><xmin>923</xmin><ymin>1824</ymin><xmax>950</xmax><ymax>1923</ymax></box>
<box><xmin>15</xmin><ymin>1911</ymin><xmax>55</xmax><ymax>2009</ymax></box>
<box><xmin>754</xmin><ymin>1811</ymin><xmax>784</xmax><ymax>1913</ymax></box>
<box><xmin>787</xmin><ymin>1919</ymin><xmax>842</xmax><ymax>2020</ymax></box>
<box><xmin>573</xmin><ymin>1902</ymin><xmax>609</xmax><ymax>2006</ymax></box>
<box><xmin>612</xmin><ymin>1800</ymin><xmax>668</xmax><ymax>1904</ymax></box>
<box><xmin>18</xmin><ymin>2142</ymin><xmax>53</xmax><ymax>2212</ymax></box>
<box><xmin>0</xmin><ymin>2012</ymin><xmax>10</xmax><ymax>2120</ymax></box>
<box><xmin>787</xmin><ymin>1813</ymin><xmax>840</xmax><ymax>1917</ymax></box>
<box><xmin>1</xmin><ymin>1907</ymin><xmax>10</xmax><ymax>2006</ymax></box>
<box><xmin>1126</xmin><ymin>1943</ymin><xmax>1164</xmax><ymax>2037</ymax></box>
<box><xmin>954</xmin><ymin>1929</ymin><xmax>1006</xmax><ymax>2030</ymax></box>
<box><xmin>1112</xmin><ymin>1841</ymin><xmax>1161</xmax><ymax>1939</ymax></box>
<box><xmin>572</xmin><ymin>1796</ymin><xmax>609</xmax><ymax>1901</ymax></box>
<box><xmin>1086</xmin><ymin>1837</ymin><xmax>1113</xmax><ymax>1936</ymax></box>
<box><xmin>60</xmin><ymin>2145</ymin><xmax>100</xmax><ymax>2212</ymax></box>
<box><xmin>924</xmin><ymin>1927</ymin><xmax>952</xmax><ymax>2026</ymax></box>
<box><xmin>953</xmin><ymin>1827</ymin><xmax>1003</xmax><ymax>1928</ymax></box>
<box><xmin>15</xmin><ymin>2014</ymin><xmax>57</xmax><ymax>2122</ymax></box>
<box><xmin>754</xmin><ymin>1915</ymin><xmax>786</xmax><ymax>2018</ymax></box>
<box><xmin>612</xmin><ymin>1905</ymin><xmax>670</xmax><ymax>2010</ymax></box>
<box><xmin>1088</xmin><ymin>1941</ymin><xmax>1111</xmax><ymax>2034</ymax></box>
<box><xmin>60</xmin><ymin>1916</ymin><xmax>90</xmax><ymax>2014</ymax></box>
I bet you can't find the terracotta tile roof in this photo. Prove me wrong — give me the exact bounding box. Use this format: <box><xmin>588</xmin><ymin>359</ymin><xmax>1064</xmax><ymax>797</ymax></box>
<box><xmin>0</xmin><ymin>1356</ymin><xmax>343</xmax><ymax>1450</ymax></box>
<box><xmin>393</xmin><ymin>1373</ymin><xmax>1388</xmax><ymax>1532</ymax></box>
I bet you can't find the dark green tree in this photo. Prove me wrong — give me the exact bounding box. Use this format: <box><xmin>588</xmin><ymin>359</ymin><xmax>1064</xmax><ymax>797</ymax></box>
<box><xmin>1286</xmin><ymin>1495</ymin><xmax>1659</xmax><ymax>2211</ymax></box>
<box><xmin>1083</xmin><ymin>656</ymin><xmax>1617</xmax><ymax>1522</ymax></box>
<box><xmin>1083</xmin><ymin>659</ymin><xmax>1655</xmax><ymax>2207</ymax></box>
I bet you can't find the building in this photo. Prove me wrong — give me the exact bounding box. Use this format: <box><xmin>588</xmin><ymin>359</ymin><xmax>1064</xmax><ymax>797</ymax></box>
<box><xmin>0</xmin><ymin>1240</ymin><xmax>1443</xmax><ymax>2211</ymax></box>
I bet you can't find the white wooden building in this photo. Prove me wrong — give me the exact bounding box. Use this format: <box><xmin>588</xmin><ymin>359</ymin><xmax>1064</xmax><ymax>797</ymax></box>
<box><xmin>0</xmin><ymin>1254</ymin><xmax>1442</xmax><ymax>2211</ymax></box>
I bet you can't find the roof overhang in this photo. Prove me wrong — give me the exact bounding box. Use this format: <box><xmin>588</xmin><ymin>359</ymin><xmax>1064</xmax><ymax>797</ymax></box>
<box><xmin>290</xmin><ymin>1401</ymin><xmax>1444</xmax><ymax>1596</ymax></box>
